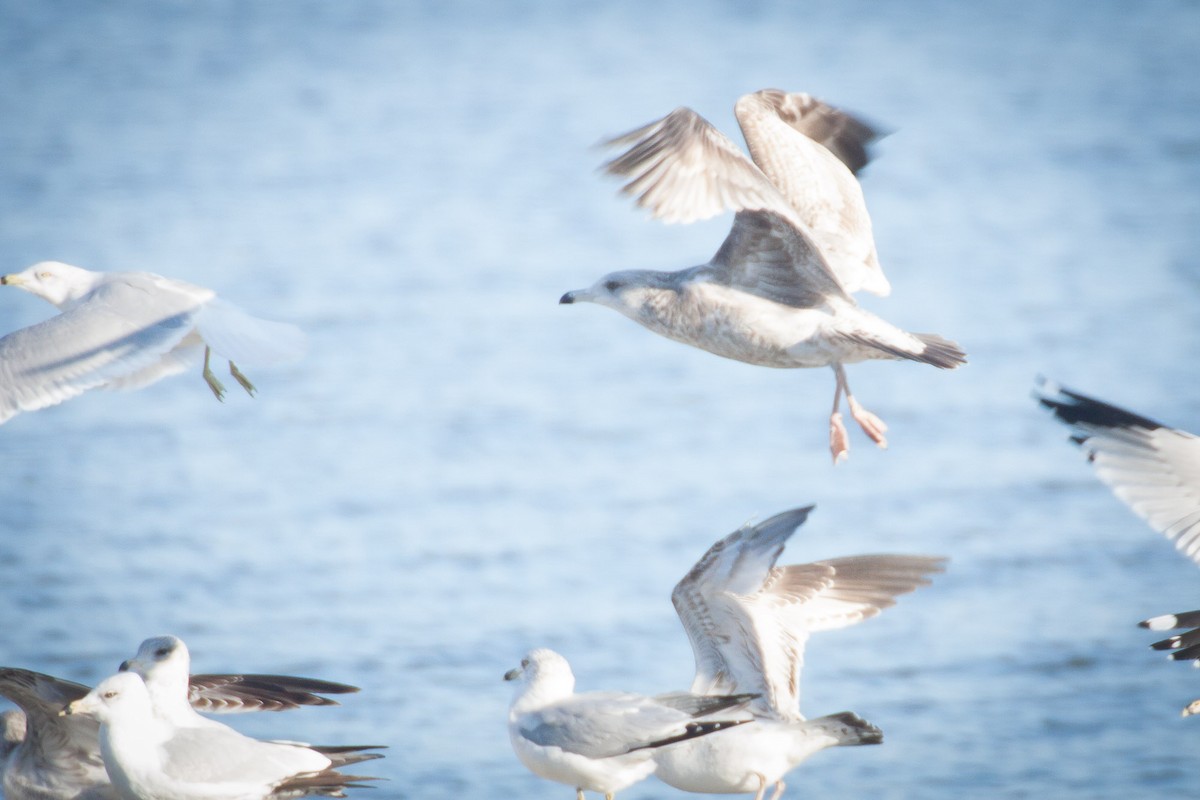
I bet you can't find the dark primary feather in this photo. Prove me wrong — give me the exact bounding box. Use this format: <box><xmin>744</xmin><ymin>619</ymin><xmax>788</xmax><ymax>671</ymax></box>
<box><xmin>628</xmin><ymin>718</ymin><xmax>752</xmax><ymax>753</ymax></box>
<box><xmin>1035</xmin><ymin>377</ymin><xmax>1200</xmax><ymax>564</ymax></box>
<box><xmin>752</xmin><ymin>89</ymin><xmax>887</xmax><ymax>176</ymax></box>
<box><xmin>186</xmin><ymin>674</ymin><xmax>359</xmax><ymax>713</ymax></box>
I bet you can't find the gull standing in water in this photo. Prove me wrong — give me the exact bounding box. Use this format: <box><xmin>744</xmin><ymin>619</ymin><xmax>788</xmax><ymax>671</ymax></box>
<box><xmin>561</xmin><ymin>90</ymin><xmax>965</xmax><ymax>462</ymax></box>
<box><xmin>64</xmin><ymin>672</ymin><xmax>380</xmax><ymax>800</ymax></box>
<box><xmin>505</xmin><ymin>648</ymin><xmax>755</xmax><ymax>800</ymax></box>
<box><xmin>1037</xmin><ymin>378</ymin><xmax>1200</xmax><ymax>715</ymax></box>
<box><xmin>652</xmin><ymin>506</ymin><xmax>945</xmax><ymax>800</ymax></box>
<box><xmin>1</xmin><ymin>643</ymin><xmax>362</xmax><ymax>800</ymax></box>
<box><xmin>0</xmin><ymin>261</ymin><xmax>307</xmax><ymax>424</ymax></box>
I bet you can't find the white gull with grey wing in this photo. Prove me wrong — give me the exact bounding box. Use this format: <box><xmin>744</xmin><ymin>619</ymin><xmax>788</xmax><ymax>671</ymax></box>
<box><xmin>0</xmin><ymin>641</ymin><xmax>361</xmax><ymax>800</ymax></box>
<box><xmin>652</xmin><ymin>506</ymin><xmax>945</xmax><ymax>800</ymax></box>
<box><xmin>562</xmin><ymin>90</ymin><xmax>964</xmax><ymax>462</ymax></box>
<box><xmin>0</xmin><ymin>261</ymin><xmax>306</xmax><ymax>424</ymax></box>
<box><xmin>505</xmin><ymin>648</ymin><xmax>754</xmax><ymax>800</ymax></box>
<box><xmin>64</xmin><ymin>672</ymin><xmax>380</xmax><ymax>800</ymax></box>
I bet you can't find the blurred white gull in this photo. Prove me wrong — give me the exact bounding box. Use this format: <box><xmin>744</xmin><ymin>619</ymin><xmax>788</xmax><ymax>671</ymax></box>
<box><xmin>561</xmin><ymin>90</ymin><xmax>965</xmax><ymax>462</ymax></box>
<box><xmin>652</xmin><ymin>506</ymin><xmax>945</xmax><ymax>800</ymax></box>
<box><xmin>1037</xmin><ymin>378</ymin><xmax>1200</xmax><ymax>715</ymax></box>
<box><xmin>505</xmin><ymin>648</ymin><xmax>754</xmax><ymax>800</ymax></box>
<box><xmin>64</xmin><ymin>672</ymin><xmax>380</xmax><ymax>800</ymax></box>
<box><xmin>0</xmin><ymin>261</ymin><xmax>307</xmax><ymax>423</ymax></box>
<box><xmin>1</xmin><ymin>642</ymin><xmax>362</xmax><ymax>800</ymax></box>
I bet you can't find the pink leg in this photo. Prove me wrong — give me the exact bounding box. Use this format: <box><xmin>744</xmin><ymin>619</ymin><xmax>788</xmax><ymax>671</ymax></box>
<box><xmin>752</xmin><ymin>774</ymin><xmax>769</xmax><ymax>800</ymax></box>
<box><xmin>833</xmin><ymin>364</ymin><xmax>888</xmax><ymax>449</ymax></box>
<box><xmin>829</xmin><ymin>365</ymin><xmax>850</xmax><ymax>464</ymax></box>
<box><xmin>767</xmin><ymin>780</ymin><xmax>787</xmax><ymax>800</ymax></box>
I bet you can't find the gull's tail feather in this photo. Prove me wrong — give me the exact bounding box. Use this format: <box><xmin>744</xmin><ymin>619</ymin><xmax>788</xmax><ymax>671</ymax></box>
<box><xmin>838</xmin><ymin>331</ymin><xmax>966</xmax><ymax>369</ymax></box>
<box><xmin>271</xmin><ymin>768</ymin><xmax>383</xmax><ymax>799</ymax></box>
<box><xmin>196</xmin><ymin>299</ymin><xmax>308</xmax><ymax>366</ymax></box>
<box><xmin>912</xmin><ymin>333</ymin><xmax>967</xmax><ymax>369</ymax></box>
<box><xmin>808</xmin><ymin>711</ymin><xmax>883</xmax><ymax>747</ymax></box>
<box><xmin>310</xmin><ymin>745</ymin><xmax>388</xmax><ymax>769</ymax></box>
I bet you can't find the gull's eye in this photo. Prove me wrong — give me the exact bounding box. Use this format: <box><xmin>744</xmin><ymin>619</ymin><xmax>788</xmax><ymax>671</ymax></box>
<box><xmin>603</xmin><ymin>279</ymin><xmax>621</xmax><ymax>292</ymax></box>
<box><xmin>155</xmin><ymin>647</ymin><xmax>170</xmax><ymax>658</ymax></box>
<box><xmin>37</xmin><ymin>271</ymin><xmax>54</xmax><ymax>280</ymax></box>
<box><xmin>520</xmin><ymin>658</ymin><xmax>529</xmax><ymax>668</ymax></box>
<box><xmin>102</xmin><ymin>690</ymin><xmax>118</xmax><ymax>699</ymax></box>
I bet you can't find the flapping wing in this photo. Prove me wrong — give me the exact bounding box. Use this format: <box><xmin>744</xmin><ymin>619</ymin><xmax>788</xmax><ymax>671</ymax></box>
<box><xmin>1036</xmin><ymin>379</ymin><xmax>1200</xmax><ymax>565</ymax></box>
<box><xmin>743</xmin><ymin>89</ymin><xmax>885</xmax><ymax>176</ymax></box>
<box><xmin>187</xmin><ymin>674</ymin><xmax>359</xmax><ymax>713</ymax></box>
<box><xmin>746</xmin><ymin>555</ymin><xmax>944</xmax><ymax>715</ymax></box>
<box><xmin>706</xmin><ymin>209</ymin><xmax>847</xmax><ymax>306</ymax></box>
<box><xmin>671</xmin><ymin>507</ymin><xmax>816</xmax><ymax>702</ymax></box>
<box><xmin>602</xmin><ymin>107</ymin><xmax>803</xmax><ymax>227</ymax></box>
<box><xmin>0</xmin><ymin>279</ymin><xmax>202</xmax><ymax>423</ymax></box>
<box><xmin>735</xmin><ymin>89</ymin><xmax>889</xmax><ymax>297</ymax></box>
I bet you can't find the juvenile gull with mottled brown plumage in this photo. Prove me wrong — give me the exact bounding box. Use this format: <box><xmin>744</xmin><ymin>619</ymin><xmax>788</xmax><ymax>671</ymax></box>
<box><xmin>561</xmin><ymin>90</ymin><xmax>966</xmax><ymax>462</ymax></box>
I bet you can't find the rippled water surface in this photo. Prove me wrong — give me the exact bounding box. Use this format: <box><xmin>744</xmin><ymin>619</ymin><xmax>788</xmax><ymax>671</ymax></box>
<box><xmin>2</xmin><ymin>2</ymin><xmax>1200</xmax><ymax>798</ymax></box>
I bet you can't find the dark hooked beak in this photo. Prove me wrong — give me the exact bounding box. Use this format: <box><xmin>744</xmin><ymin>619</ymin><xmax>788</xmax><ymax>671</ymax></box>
<box><xmin>559</xmin><ymin>291</ymin><xmax>576</xmax><ymax>304</ymax></box>
<box><xmin>118</xmin><ymin>660</ymin><xmax>130</xmax><ymax>672</ymax></box>
<box><xmin>503</xmin><ymin>668</ymin><xmax>521</xmax><ymax>681</ymax></box>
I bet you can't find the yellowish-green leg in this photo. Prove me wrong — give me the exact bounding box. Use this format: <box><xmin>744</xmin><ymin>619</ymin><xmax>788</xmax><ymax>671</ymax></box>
<box><xmin>202</xmin><ymin>346</ymin><xmax>226</xmax><ymax>401</ymax></box>
<box><xmin>229</xmin><ymin>361</ymin><xmax>256</xmax><ymax>396</ymax></box>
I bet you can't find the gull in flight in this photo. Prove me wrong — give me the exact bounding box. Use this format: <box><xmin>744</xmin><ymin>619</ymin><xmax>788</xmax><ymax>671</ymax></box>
<box><xmin>652</xmin><ymin>506</ymin><xmax>945</xmax><ymax>800</ymax></box>
<box><xmin>63</xmin><ymin>671</ymin><xmax>381</xmax><ymax>800</ymax></box>
<box><xmin>561</xmin><ymin>90</ymin><xmax>965</xmax><ymax>462</ymax></box>
<box><xmin>0</xmin><ymin>261</ymin><xmax>307</xmax><ymax>424</ymax></box>
<box><xmin>505</xmin><ymin>647</ymin><xmax>755</xmax><ymax>800</ymax></box>
<box><xmin>1</xmin><ymin>638</ymin><xmax>362</xmax><ymax>800</ymax></box>
<box><xmin>1037</xmin><ymin>378</ymin><xmax>1200</xmax><ymax>715</ymax></box>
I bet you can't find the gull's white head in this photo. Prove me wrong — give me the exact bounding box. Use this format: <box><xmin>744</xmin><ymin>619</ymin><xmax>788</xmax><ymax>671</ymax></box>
<box><xmin>503</xmin><ymin>648</ymin><xmax>575</xmax><ymax>701</ymax></box>
<box><xmin>64</xmin><ymin>672</ymin><xmax>152</xmax><ymax>724</ymax></box>
<box><xmin>120</xmin><ymin>635</ymin><xmax>190</xmax><ymax>687</ymax></box>
<box><xmin>0</xmin><ymin>261</ymin><xmax>103</xmax><ymax>309</ymax></box>
<box><xmin>559</xmin><ymin>270</ymin><xmax>679</xmax><ymax>318</ymax></box>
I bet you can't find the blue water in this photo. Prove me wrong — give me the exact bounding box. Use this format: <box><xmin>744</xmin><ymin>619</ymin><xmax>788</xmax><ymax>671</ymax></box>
<box><xmin>2</xmin><ymin>1</ymin><xmax>1199</xmax><ymax>797</ymax></box>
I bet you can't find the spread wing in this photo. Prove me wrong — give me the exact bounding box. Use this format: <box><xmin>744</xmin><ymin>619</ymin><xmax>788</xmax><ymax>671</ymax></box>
<box><xmin>739</xmin><ymin>554</ymin><xmax>944</xmax><ymax>718</ymax></box>
<box><xmin>0</xmin><ymin>668</ymin><xmax>109</xmax><ymax>796</ymax></box>
<box><xmin>735</xmin><ymin>89</ymin><xmax>889</xmax><ymax>296</ymax></box>
<box><xmin>672</xmin><ymin>510</ymin><xmax>944</xmax><ymax>719</ymax></box>
<box><xmin>187</xmin><ymin>674</ymin><xmax>359</xmax><ymax>714</ymax></box>
<box><xmin>741</xmin><ymin>89</ymin><xmax>885</xmax><ymax>177</ymax></box>
<box><xmin>1037</xmin><ymin>378</ymin><xmax>1200</xmax><ymax>564</ymax></box>
<box><xmin>601</xmin><ymin>107</ymin><xmax>850</xmax><ymax>301</ymax></box>
<box><xmin>0</xmin><ymin>277</ymin><xmax>204</xmax><ymax>423</ymax></box>
<box><xmin>602</xmin><ymin>107</ymin><xmax>796</xmax><ymax>225</ymax></box>
<box><xmin>705</xmin><ymin>209</ymin><xmax>847</xmax><ymax>307</ymax></box>
<box><xmin>671</xmin><ymin>508</ymin><xmax>816</xmax><ymax>707</ymax></box>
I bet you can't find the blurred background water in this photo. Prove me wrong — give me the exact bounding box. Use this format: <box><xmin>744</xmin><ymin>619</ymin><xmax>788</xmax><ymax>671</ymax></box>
<box><xmin>1</xmin><ymin>1</ymin><xmax>1199</xmax><ymax>797</ymax></box>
